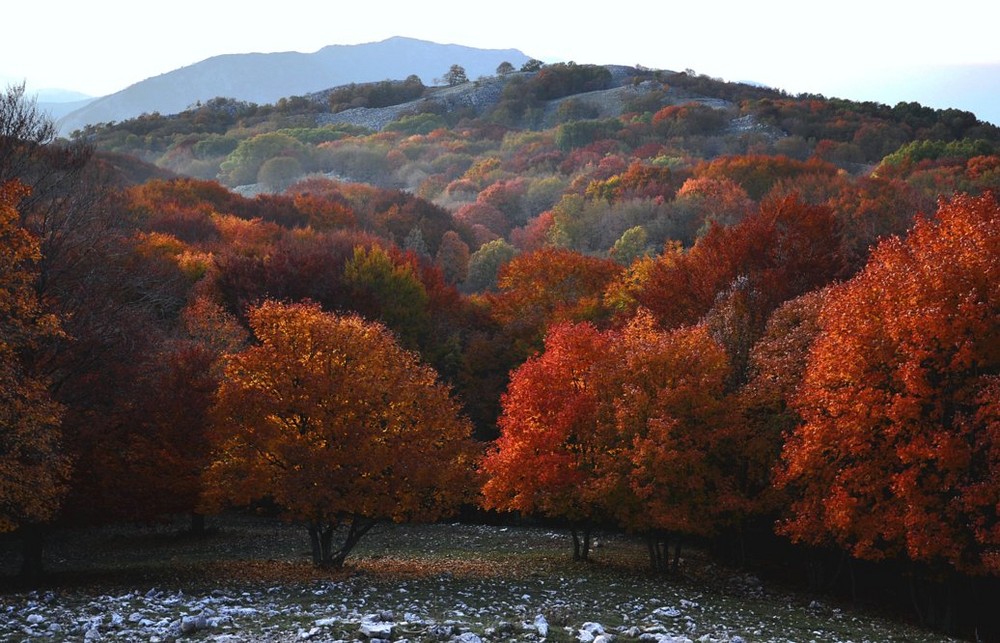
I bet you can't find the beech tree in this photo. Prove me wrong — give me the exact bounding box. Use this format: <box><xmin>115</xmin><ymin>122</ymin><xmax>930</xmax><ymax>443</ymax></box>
<box><xmin>0</xmin><ymin>181</ymin><xmax>69</xmax><ymax>583</ymax></box>
<box><xmin>0</xmin><ymin>181</ymin><xmax>69</xmax><ymax>536</ymax></box>
<box><xmin>605</xmin><ymin>313</ymin><xmax>736</xmax><ymax>571</ymax></box>
<box><xmin>778</xmin><ymin>192</ymin><xmax>1000</xmax><ymax>577</ymax></box>
<box><xmin>480</xmin><ymin>322</ymin><xmax>612</xmax><ymax>560</ymax></box>
<box><xmin>203</xmin><ymin>300</ymin><xmax>476</xmax><ymax>568</ymax></box>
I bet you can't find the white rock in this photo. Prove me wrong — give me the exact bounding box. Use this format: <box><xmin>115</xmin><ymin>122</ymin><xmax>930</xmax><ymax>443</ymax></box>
<box><xmin>653</xmin><ymin>606</ymin><xmax>681</xmax><ymax>618</ymax></box>
<box><xmin>534</xmin><ymin>614</ymin><xmax>549</xmax><ymax>637</ymax></box>
<box><xmin>128</xmin><ymin>612</ymin><xmax>143</xmax><ymax>623</ymax></box>
<box><xmin>594</xmin><ymin>636</ymin><xmax>614</xmax><ymax>643</ymax></box>
<box><xmin>454</xmin><ymin>633</ymin><xmax>482</xmax><ymax>643</ymax></box>
<box><xmin>180</xmin><ymin>616</ymin><xmax>200</xmax><ymax>633</ymax></box>
<box><xmin>26</xmin><ymin>614</ymin><xmax>45</xmax><ymax>625</ymax></box>
<box><xmin>315</xmin><ymin>617</ymin><xmax>339</xmax><ymax>627</ymax></box>
<box><xmin>359</xmin><ymin>621</ymin><xmax>393</xmax><ymax>638</ymax></box>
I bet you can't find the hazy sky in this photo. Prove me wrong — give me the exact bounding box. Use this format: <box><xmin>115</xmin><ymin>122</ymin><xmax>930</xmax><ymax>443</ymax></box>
<box><xmin>4</xmin><ymin>1</ymin><xmax>999</xmax><ymax>120</ymax></box>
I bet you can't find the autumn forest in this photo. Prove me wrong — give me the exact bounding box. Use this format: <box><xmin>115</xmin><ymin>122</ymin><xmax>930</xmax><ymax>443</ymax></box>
<box><xmin>1</xmin><ymin>61</ymin><xmax>999</xmax><ymax>637</ymax></box>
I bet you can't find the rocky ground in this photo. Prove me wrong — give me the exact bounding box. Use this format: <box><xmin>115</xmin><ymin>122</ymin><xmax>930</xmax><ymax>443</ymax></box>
<box><xmin>0</xmin><ymin>519</ymin><xmax>955</xmax><ymax>642</ymax></box>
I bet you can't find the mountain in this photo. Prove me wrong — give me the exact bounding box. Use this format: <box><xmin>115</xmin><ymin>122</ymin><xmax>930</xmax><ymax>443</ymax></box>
<box><xmin>57</xmin><ymin>37</ymin><xmax>531</xmax><ymax>135</ymax></box>
<box><xmin>40</xmin><ymin>96</ymin><xmax>97</xmax><ymax>121</ymax></box>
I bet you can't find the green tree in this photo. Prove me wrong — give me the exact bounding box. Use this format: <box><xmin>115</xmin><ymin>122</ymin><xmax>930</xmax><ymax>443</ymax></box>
<box><xmin>219</xmin><ymin>132</ymin><xmax>307</xmax><ymax>186</ymax></box>
<box><xmin>343</xmin><ymin>245</ymin><xmax>431</xmax><ymax>350</ymax></box>
<box><xmin>610</xmin><ymin>226</ymin><xmax>650</xmax><ymax>265</ymax></box>
<box><xmin>257</xmin><ymin>156</ymin><xmax>303</xmax><ymax>192</ymax></box>
<box><xmin>464</xmin><ymin>238</ymin><xmax>517</xmax><ymax>293</ymax></box>
<box><xmin>496</xmin><ymin>61</ymin><xmax>516</xmax><ymax>76</ymax></box>
<box><xmin>521</xmin><ymin>59</ymin><xmax>544</xmax><ymax>72</ymax></box>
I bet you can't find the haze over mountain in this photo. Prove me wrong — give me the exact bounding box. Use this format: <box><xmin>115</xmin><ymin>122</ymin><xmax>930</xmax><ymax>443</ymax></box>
<box><xmin>56</xmin><ymin>37</ymin><xmax>530</xmax><ymax>135</ymax></box>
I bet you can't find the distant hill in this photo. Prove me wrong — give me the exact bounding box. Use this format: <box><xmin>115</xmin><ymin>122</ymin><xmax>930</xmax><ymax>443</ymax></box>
<box><xmin>40</xmin><ymin>97</ymin><xmax>97</xmax><ymax>122</ymax></box>
<box><xmin>56</xmin><ymin>37</ymin><xmax>531</xmax><ymax>135</ymax></box>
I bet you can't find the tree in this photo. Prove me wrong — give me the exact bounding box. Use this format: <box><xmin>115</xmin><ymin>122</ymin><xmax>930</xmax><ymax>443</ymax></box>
<box><xmin>257</xmin><ymin>156</ymin><xmax>303</xmax><ymax>192</ymax></box>
<box><xmin>520</xmin><ymin>59</ymin><xmax>544</xmax><ymax>73</ymax></box>
<box><xmin>219</xmin><ymin>132</ymin><xmax>308</xmax><ymax>186</ymax></box>
<box><xmin>638</xmin><ymin>194</ymin><xmax>843</xmax><ymax>331</ymax></box>
<box><xmin>342</xmin><ymin>244</ymin><xmax>431</xmax><ymax>351</ymax></box>
<box><xmin>496</xmin><ymin>61</ymin><xmax>515</xmax><ymax>76</ymax></box>
<box><xmin>0</xmin><ymin>83</ymin><xmax>56</xmax><ymax>185</ymax></box>
<box><xmin>778</xmin><ymin>192</ymin><xmax>1000</xmax><ymax>578</ymax></box>
<box><xmin>481</xmin><ymin>322</ymin><xmax>613</xmax><ymax>560</ymax></box>
<box><xmin>203</xmin><ymin>301</ymin><xmax>476</xmax><ymax>568</ymax></box>
<box><xmin>0</xmin><ymin>181</ymin><xmax>69</xmax><ymax>537</ymax></box>
<box><xmin>0</xmin><ymin>181</ymin><xmax>69</xmax><ymax>582</ymax></box>
<box><xmin>606</xmin><ymin>314</ymin><xmax>736</xmax><ymax>571</ymax></box>
<box><xmin>444</xmin><ymin>64</ymin><xmax>468</xmax><ymax>86</ymax></box>
<box><xmin>435</xmin><ymin>230</ymin><xmax>471</xmax><ymax>284</ymax></box>
<box><xmin>487</xmin><ymin>247</ymin><xmax>622</xmax><ymax>357</ymax></box>
<box><xmin>610</xmin><ymin>226</ymin><xmax>650</xmax><ymax>265</ymax></box>
<box><xmin>464</xmin><ymin>238</ymin><xmax>517</xmax><ymax>293</ymax></box>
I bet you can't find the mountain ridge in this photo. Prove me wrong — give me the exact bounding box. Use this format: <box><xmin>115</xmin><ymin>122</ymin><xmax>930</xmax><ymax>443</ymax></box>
<box><xmin>57</xmin><ymin>37</ymin><xmax>531</xmax><ymax>135</ymax></box>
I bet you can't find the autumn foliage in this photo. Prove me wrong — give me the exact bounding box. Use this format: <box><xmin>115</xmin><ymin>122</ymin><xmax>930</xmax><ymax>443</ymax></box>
<box><xmin>778</xmin><ymin>192</ymin><xmax>1000</xmax><ymax>574</ymax></box>
<box><xmin>203</xmin><ymin>300</ymin><xmax>476</xmax><ymax>567</ymax></box>
<box><xmin>0</xmin><ymin>181</ymin><xmax>68</xmax><ymax>533</ymax></box>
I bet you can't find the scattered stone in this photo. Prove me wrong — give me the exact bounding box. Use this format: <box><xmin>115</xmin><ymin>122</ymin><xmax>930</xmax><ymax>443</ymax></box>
<box><xmin>26</xmin><ymin>613</ymin><xmax>45</xmax><ymax>625</ymax></box>
<box><xmin>653</xmin><ymin>606</ymin><xmax>681</xmax><ymax>618</ymax></box>
<box><xmin>534</xmin><ymin>614</ymin><xmax>549</xmax><ymax>638</ymax></box>
<box><xmin>359</xmin><ymin>619</ymin><xmax>394</xmax><ymax>638</ymax></box>
<box><xmin>453</xmin><ymin>633</ymin><xmax>482</xmax><ymax>643</ymax></box>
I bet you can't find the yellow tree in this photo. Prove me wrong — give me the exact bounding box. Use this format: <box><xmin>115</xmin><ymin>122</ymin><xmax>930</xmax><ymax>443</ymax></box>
<box><xmin>0</xmin><ymin>181</ymin><xmax>69</xmax><ymax>576</ymax></box>
<box><xmin>203</xmin><ymin>300</ymin><xmax>476</xmax><ymax>567</ymax></box>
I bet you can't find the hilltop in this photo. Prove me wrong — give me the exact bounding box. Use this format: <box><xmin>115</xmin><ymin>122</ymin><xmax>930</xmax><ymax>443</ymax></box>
<box><xmin>56</xmin><ymin>37</ymin><xmax>531</xmax><ymax>135</ymax></box>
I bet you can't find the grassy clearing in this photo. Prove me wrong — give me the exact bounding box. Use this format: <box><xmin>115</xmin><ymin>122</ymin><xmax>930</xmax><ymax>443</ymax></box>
<box><xmin>0</xmin><ymin>515</ymin><xmax>956</xmax><ymax>642</ymax></box>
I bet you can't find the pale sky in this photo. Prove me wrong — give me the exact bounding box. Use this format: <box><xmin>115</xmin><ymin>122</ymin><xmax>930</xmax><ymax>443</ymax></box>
<box><xmin>4</xmin><ymin>1</ymin><xmax>1000</xmax><ymax>121</ymax></box>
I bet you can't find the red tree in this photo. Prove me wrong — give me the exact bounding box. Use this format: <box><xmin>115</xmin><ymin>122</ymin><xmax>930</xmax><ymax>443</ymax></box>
<box><xmin>778</xmin><ymin>192</ymin><xmax>1000</xmax><ymax>576</ymax></box>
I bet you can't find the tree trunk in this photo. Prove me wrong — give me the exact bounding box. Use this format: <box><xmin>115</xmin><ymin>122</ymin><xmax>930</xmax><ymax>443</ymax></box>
<box><xmin>571</xmin><ymin>524</ymin><xmax>592</xmax><ymax>562</ymax></box>
<box><xmin>671</xmin><ymin>541</ymin><xmax>682</xmax><ymax>574</ymax></box>
<box><xmin>308</xmin><ymin>522</ymin><xmax>336</xmax><ymax>567</ymax></box>
<box><xmin>18</xmin><ymin>523</ymin><xmax>45</xmax><ymax>584</ymax></box>
<box><xmin>329</xmin><ymin>516</ymin><xmax>376</xmax><ymax>568</ymax></box>
<box><xmin>646</xmin><ymin>533</ymin><xmax>669</xmax><ymax>573</ymax></box>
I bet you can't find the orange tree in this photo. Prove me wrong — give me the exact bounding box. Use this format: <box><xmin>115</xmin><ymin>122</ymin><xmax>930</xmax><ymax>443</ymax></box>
<box><xmin>605</xmin><ymin>313</ymin><xmax>736</xmax><ymax>571</ymax></box>
<box><xmin>777</xmin><ymin>192</ymin><xmax>1000</xmax><ymax>577</ymax></box>
<box><xmin>203</xmin><ymin>300</ymin><xmax>476</xmax><ymax>568</ymax></box>
<box><xmin>480</xmin><ymin>321</ymin><xmax>612</xmax><ymax>560</ymax></box>
<box><xmin>482</xmin><ymin>312</ymin><xmax>740</xmax><ymax>568</ymax></box>
<box><xmin>0</xmin><ymin>181</ymin><xmax>69</xmax><ymax>538</ymax></box>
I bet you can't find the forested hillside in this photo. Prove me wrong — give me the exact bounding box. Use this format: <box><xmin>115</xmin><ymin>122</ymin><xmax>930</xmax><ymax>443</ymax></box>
<box><xmin>2</xmin><ymin>60</ymin><xmax>999</xmax><ymax>639</ymax></box>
